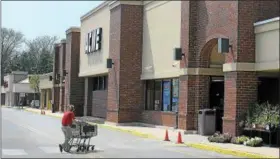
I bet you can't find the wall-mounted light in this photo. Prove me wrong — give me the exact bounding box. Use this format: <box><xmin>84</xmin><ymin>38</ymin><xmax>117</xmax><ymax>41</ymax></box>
<box><xmin>107</xmin><ymin>58</ymin><xmax>114</xmax><ymax>68</ymax></box>
<box><xmin>172</xmin><ymin>62</ymin><xmax>179</xmax><ymax>67</ymax></box>
<box><xmin>174</xmin><ymin>48</ymin><xmax>184</xmax><ymax>61</ymax></box>
<box><xmin>49</xmin><ymin>76</ymin><xmax>53</xmax><ymax>81</ymax></box>
<box><xmin>56</xmin><ymin>73</ymin><xmax>60</xmax><ymax>81</ymax></box>
<box><xmin>63</xmin><ymin>70</ymin><xmax>68</xmax><ymax>76</ymax></box>
<box><xmin>218</xmin><ymin>38</ymin><xmax>232</xmax><ymax>54</ymax></box>
<box><xmin>144</xmin><ymin>66</ymin><xmax>153</xmax><ymax>70</ymax></box>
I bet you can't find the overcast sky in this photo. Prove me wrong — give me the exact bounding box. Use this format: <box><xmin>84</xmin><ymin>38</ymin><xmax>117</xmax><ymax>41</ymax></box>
<box><xmin>2</xmin><ymin>1</ymin><xmax>103</xmax><ymax>40</ymax></box>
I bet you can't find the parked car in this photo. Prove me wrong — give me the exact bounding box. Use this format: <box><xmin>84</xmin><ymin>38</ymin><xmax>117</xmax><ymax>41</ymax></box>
<box><xmin>30</xmin><ymin>100</ymin><xmax>40</xmax><ymax>108</ymax></box>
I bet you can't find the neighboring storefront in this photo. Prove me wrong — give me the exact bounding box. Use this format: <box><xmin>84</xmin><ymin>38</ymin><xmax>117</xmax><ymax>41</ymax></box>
<box><xmin>78</xmin><ymin>1</ymin><xmax>279</xmax><ymax>136</ymax></box>
<box><xmin>51</xmin><ymin>28</ymin><xmax>84</xmax><ymax>115</ymax></box>
<box><xmin>1</xmin><ymin>71</ymin><xmax>37</xmax><ymax>106</ymax></box>
<box><xmin>39</xmin><ymin>72</ymin><xmax>53</xmax><ymax>110</ymax></box>
<box><xmin>254</xmin><ymin>17</ymin><xmax>279</xmax><ymax>105</ymax></box>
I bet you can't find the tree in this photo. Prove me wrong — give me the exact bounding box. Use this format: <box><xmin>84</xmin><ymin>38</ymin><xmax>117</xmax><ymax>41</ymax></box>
<box><xmin>24</xmin><ymin>35</ymin><xmax>58</xmax><ymax>74</ymax></box>
<box><xmin>29</xmin><ymin>75</ymin><xmax>40</xmax><ymax>101</ymax></box>
<box><xmin>0</xmin><ymin>28</ymin><xmax>24</xmax><ymax>84</ymax></box>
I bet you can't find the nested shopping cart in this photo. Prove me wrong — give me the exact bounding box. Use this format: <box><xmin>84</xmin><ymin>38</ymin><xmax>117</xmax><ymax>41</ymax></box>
<box><xmin>67</xmin><ymin>120</ymin><xmax>98</xmax><ymax>153</ymax></box>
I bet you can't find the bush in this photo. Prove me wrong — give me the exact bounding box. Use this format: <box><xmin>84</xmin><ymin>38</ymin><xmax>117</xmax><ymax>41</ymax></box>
<box><xmin>231</xmin><ymin>135</ymin><xmax>250</xmax><ymax>144</ymax></box>
<box><xmin>245</xmin><ymin>102</ymin><xmax>280</xmax><ymax>129</ymax></box>
<box><xmin>208</xmin><ymin>133</ymin><xmax>232</xmax><ymax>143</ymax></box>
<box><xmin>244</xmin><ymin>137</ymin><xmax>263</xmax><ymax>147</ymax></box>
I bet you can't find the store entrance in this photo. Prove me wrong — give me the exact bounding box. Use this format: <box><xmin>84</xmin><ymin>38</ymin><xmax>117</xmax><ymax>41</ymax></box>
<box><xmin>209</xmin><ymin>77</ymin><xmax>224</xmax><ymax>133</ymax></box>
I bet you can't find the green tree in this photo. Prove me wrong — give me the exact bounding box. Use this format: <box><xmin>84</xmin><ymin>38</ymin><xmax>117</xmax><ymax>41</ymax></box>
<box><xmin>29</xmin><ymin>75</ymin><xmax>40</xmax><ymax>100</ymax></box>
<box><xmin>24</xmin><ymin>35</ymin><xmax>58</xmax><ymax>74</ymax></box>
<box><xmin>0</xmin><ymin>28</ymin><xmax>24</xmax><ymax>84</ymax></box>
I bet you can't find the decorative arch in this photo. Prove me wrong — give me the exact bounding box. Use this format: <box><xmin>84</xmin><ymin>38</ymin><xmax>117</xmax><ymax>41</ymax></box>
<box><xmin>199</xmin><ymin>34</ymin><xmax>228</xmax><ymax>68</ymax></box>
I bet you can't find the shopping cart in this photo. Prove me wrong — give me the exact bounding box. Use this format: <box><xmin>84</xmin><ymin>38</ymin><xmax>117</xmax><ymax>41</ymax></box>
<box><xmin>67</xmin><ymin>120</ymin><xmax>98</xmax><ymax>153</ymax></box>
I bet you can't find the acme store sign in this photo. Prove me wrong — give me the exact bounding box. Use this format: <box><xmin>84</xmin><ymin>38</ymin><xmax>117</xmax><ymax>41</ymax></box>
<box><xmin>85</xmin><ymin>27</ymin><xmax>102</xmax><ymax>54</ymax></box>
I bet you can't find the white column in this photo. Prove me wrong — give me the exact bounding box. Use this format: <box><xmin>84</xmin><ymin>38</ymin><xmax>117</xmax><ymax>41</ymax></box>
<box><xmin>84</xmin><ymin>78</ymin><xmax>88</xmax><ymax>116</ymax></box>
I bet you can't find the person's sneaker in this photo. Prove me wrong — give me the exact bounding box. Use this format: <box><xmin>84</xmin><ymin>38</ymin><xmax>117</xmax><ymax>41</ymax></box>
<box><xmin>59</xmin><ymin>144</ymin><xmax>63</xmax><ymax>153</ymax></box>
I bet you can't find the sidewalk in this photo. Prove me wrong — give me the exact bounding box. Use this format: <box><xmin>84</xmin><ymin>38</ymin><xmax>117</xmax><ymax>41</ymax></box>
<box><xmin>22</xmin><ymin>107</ymin><xmax>279</xmax><ymax>158</ymax></box>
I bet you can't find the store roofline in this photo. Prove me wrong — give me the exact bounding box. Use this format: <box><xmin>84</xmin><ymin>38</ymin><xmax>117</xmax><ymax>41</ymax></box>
<box><xmin>254</xmin><ymin>17</ymin><xmax>279</xmax><ymax>26</ymax></box>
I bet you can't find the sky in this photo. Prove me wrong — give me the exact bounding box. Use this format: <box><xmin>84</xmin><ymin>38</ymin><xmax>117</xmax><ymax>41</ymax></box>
<box><xmin>2</xmin><ymin>1</ymin><xmax>103</xmax><ymax>40</ymax></box>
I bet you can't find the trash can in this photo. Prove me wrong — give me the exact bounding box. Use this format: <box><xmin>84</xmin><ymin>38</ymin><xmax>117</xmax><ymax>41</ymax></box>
<box><xmin>198</xmin><ymin>109</ymin><xmax>216</xmax><ymax>135</ymax></box>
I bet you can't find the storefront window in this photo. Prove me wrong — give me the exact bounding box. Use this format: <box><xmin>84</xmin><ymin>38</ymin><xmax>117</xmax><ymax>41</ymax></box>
<box><xmin>154</xmin><ymin>80</ymin><xmax>162</xmax><ymax>111</ymax></box>
<box><xmin>163</xmin><ymin>80</ymin><xmax>171</xmax><ymax>111</ymax></box>
<box><xmin>145</xmin><ymin>80</ymin><xmax>154</xmax><ymax>110</ymax></box>
<box><xmin>93</xmin><ymin>76</ymin><xmax>108</xmax><ymax>91</ymax></box>
<box><xmin>172</xmin><ymin>79</ymin><xmax>179</xmax><ymax>112</ymax></box>
<box><xmin>104</xmin><ymin>76</ymin><xmax>108</xmax><ymax>90</ymax></box>
<box><xmin>98</xmin><ymin>76</ymin><xmax>104</xmax><ymax>90</ymax></box>
<box><xmin>93</xmin><ymin>77</ymin><xmax>99</xmax><ymax>90</ymax></box>
<box><xmin>145</xmin><ymin>78</ymin><xmax>179</xmax><ymax>112</ymax></box>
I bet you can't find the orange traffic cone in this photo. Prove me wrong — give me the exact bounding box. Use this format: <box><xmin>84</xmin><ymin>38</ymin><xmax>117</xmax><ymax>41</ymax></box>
<box><xmin>164</xmin><ymin>129</ymin><xmax>170</xmax><ymax>141</ymax></box>
<box><xmin>176</xmin><ymin>132</ymin><xmax>183</xmax><ymax>144</ymax></box>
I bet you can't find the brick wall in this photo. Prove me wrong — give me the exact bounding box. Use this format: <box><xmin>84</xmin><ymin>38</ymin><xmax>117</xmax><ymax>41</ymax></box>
<box><xmin>65</xmin><ymin>37</ymin><xmax>70</xmax><ymax>108</ymax></box>
<box><xmin>178</xmin><ymin>75</ymin><xmax>209</xmax><ymax>130</ymax></box>
<box><xmin>59</xmin><ymin>42</ymin><xmax>66</xmax><ymax>111</ymax></box>
<box><xmin>107</xmin><ymin>5</ymin><xmax>121</xmax><ymax>122</ymax></box>
<box><xmin>141</xmin><ymin>111</ymin><xmax>177</xmax><ymax>127</ymax></box>
<box><xmin>59</xmin><ymin>86</ymin><xmax>65</xmax><ymax>112</ymax></box>
<box><xmin>181</xmin><ymin>1</ymin><xmax>238</xmax><ymax>68</ymax></box>
<box><xmin>52</xmin><ymin>87</ymin><xmax>60</xmax><ymax>111</ymax></box>
<box><xmin>65</xmin><ymin>29</ymin><xmax>84</xmax><ymax>116</ymax></box>
<box><xmin>223</xmin><ymin>1</ymin><xmax>279</xmax><ymax>136</ymax></box>
<box><xmin>107</xmin><ymin>4</ymin><xmax>143</xmax><ymax>123</ymax></box>
<box><xmin>92</xmin><ymin>90</ymin><xmax>107</xmax><ymax>118</ymax></box>
<box><xmin>223</xmin><ymin>72</ymin><xmax>258</xmax><ymax>136</ymax></box>
<box><xmin>237</xmin><ymin>1</ymin><xmax>280</xmax><ymax>63</ymax></box>
<box><xmin>52</xmin><ymin>44</ymin><xmax>60</xmax><ymax>111</ymax></box>
<box><xmin>179</xmin><ymin>1</ymin><xmax>238</xmax><ymax>130</ymax></box>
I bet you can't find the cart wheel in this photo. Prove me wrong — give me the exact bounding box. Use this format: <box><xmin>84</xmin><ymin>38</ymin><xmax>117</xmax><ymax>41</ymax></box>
<box><xmin>91</xmin><ymin>146</ymin><xmax>95</xmax><ymax>151</ymax></box>
<box><xmin>64</xmin><ymin>145</ymin><xmax>71</xmax><ymax>153</ymax></box>
<box><xmin>76</xmin><ymin>147</ymin><xmax>80</xmax><ymax>152</ymax></box>
<box><xmin>86</xmin><ymin>146</ymin><xmax>90</xmax><ymax>151</ymax></box>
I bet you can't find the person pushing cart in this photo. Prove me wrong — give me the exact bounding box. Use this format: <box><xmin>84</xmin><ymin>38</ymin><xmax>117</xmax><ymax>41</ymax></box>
<box><xmin>59</xmin><ymin>104</ymin><xmax>77</xmax><ymax>152</ymax></box>
<box><xmin>59</xmin><ymin>104</ymin><xmax>98</xmax><ymax>153</ymax></box>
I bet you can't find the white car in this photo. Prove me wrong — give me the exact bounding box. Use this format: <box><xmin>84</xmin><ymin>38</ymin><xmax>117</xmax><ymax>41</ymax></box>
<box><xmin>30</xmin><ymin>100</ymin><xmax>40</xmax><ymax>108</ymax></box>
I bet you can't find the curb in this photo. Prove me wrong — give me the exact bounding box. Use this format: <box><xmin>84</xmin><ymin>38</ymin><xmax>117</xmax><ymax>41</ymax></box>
<box><xmin>184</xmin><ymin>143</ymin><xmax>276</xmax><ymax>158</ymax></box>
<box><xmin>22</xmin><ymin>108</ymin><xmax>277</xmax><ymax>158</ymax></box>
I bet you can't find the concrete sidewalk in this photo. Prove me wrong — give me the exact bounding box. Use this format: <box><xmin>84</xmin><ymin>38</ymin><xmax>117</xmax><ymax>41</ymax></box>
<box><xmin>20</xmin><ymin>106</ymin><xmax>279</xmax><ymax>158</ymax></box>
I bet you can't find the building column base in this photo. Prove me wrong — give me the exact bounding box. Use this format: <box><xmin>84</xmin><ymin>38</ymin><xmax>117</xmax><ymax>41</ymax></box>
<box><xmin>222</xmin><ymin>117</ymin><xmax>239</xmax><ymax>136</ymax></box>
<box><xmin>106</xmin><ymin>110</ymin><xmax>141</xmax><ymax>123</ymax></box>
<box><xmin>106</xmin><ymin>110</ymin><xmax>119</xmax><ymax>123</ymax></box>
<box><xmin>178</xmin><ymin>113</ymin><xmax>196</xmax><ymax>130</ymax></box>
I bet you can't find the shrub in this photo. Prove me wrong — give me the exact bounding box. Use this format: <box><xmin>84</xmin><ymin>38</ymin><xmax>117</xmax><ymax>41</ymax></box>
<box><xmin>208</xmin><ymin>133</ymin><xmax>232</xmax><ymax>143</ymax></box>
<box><xmin>231</xmin><ymin>135</ymin><xmax>250</xmax><ymax>144</ymax></box>
<box><xmin>244</xmin><ymin>137</ymin><xmax>263</xmax><ymax>147</ymax></box>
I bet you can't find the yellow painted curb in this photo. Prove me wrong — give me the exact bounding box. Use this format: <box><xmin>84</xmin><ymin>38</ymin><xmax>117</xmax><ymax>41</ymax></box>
<box><xmin>24</xmin><ymin>108</ymin><xmax>41</xmax><ymax>114</ymax></box>
<box><xmin>184</xmin><ymin>143</ymin><xmax>277</xmax><ymax>158</ymax></box>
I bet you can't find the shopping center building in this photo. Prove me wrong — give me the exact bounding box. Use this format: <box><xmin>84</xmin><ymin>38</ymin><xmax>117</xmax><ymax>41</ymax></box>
<box><xmin>78</xmin><ymin>1</ymin><xmax>279</xmax><ymax>136</ymax></box>
<box><xmin>49</xmin><ymin>28</ymin><xmax>84</xmax><ymax>115</ymax></box>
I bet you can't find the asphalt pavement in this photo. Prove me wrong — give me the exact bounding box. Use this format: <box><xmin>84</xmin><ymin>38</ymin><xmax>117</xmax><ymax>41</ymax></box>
<box><xmin>1</xmin><ymin>107</ymin><xmax>236</xmax><ymax>158</ymax></box>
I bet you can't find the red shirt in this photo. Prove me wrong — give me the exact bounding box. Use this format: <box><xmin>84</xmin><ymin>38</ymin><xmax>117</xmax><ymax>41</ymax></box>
<box><xmin>62</xmin><ymin>111</ymin><xmax>75</xmax><ymax>126</ymax></box>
